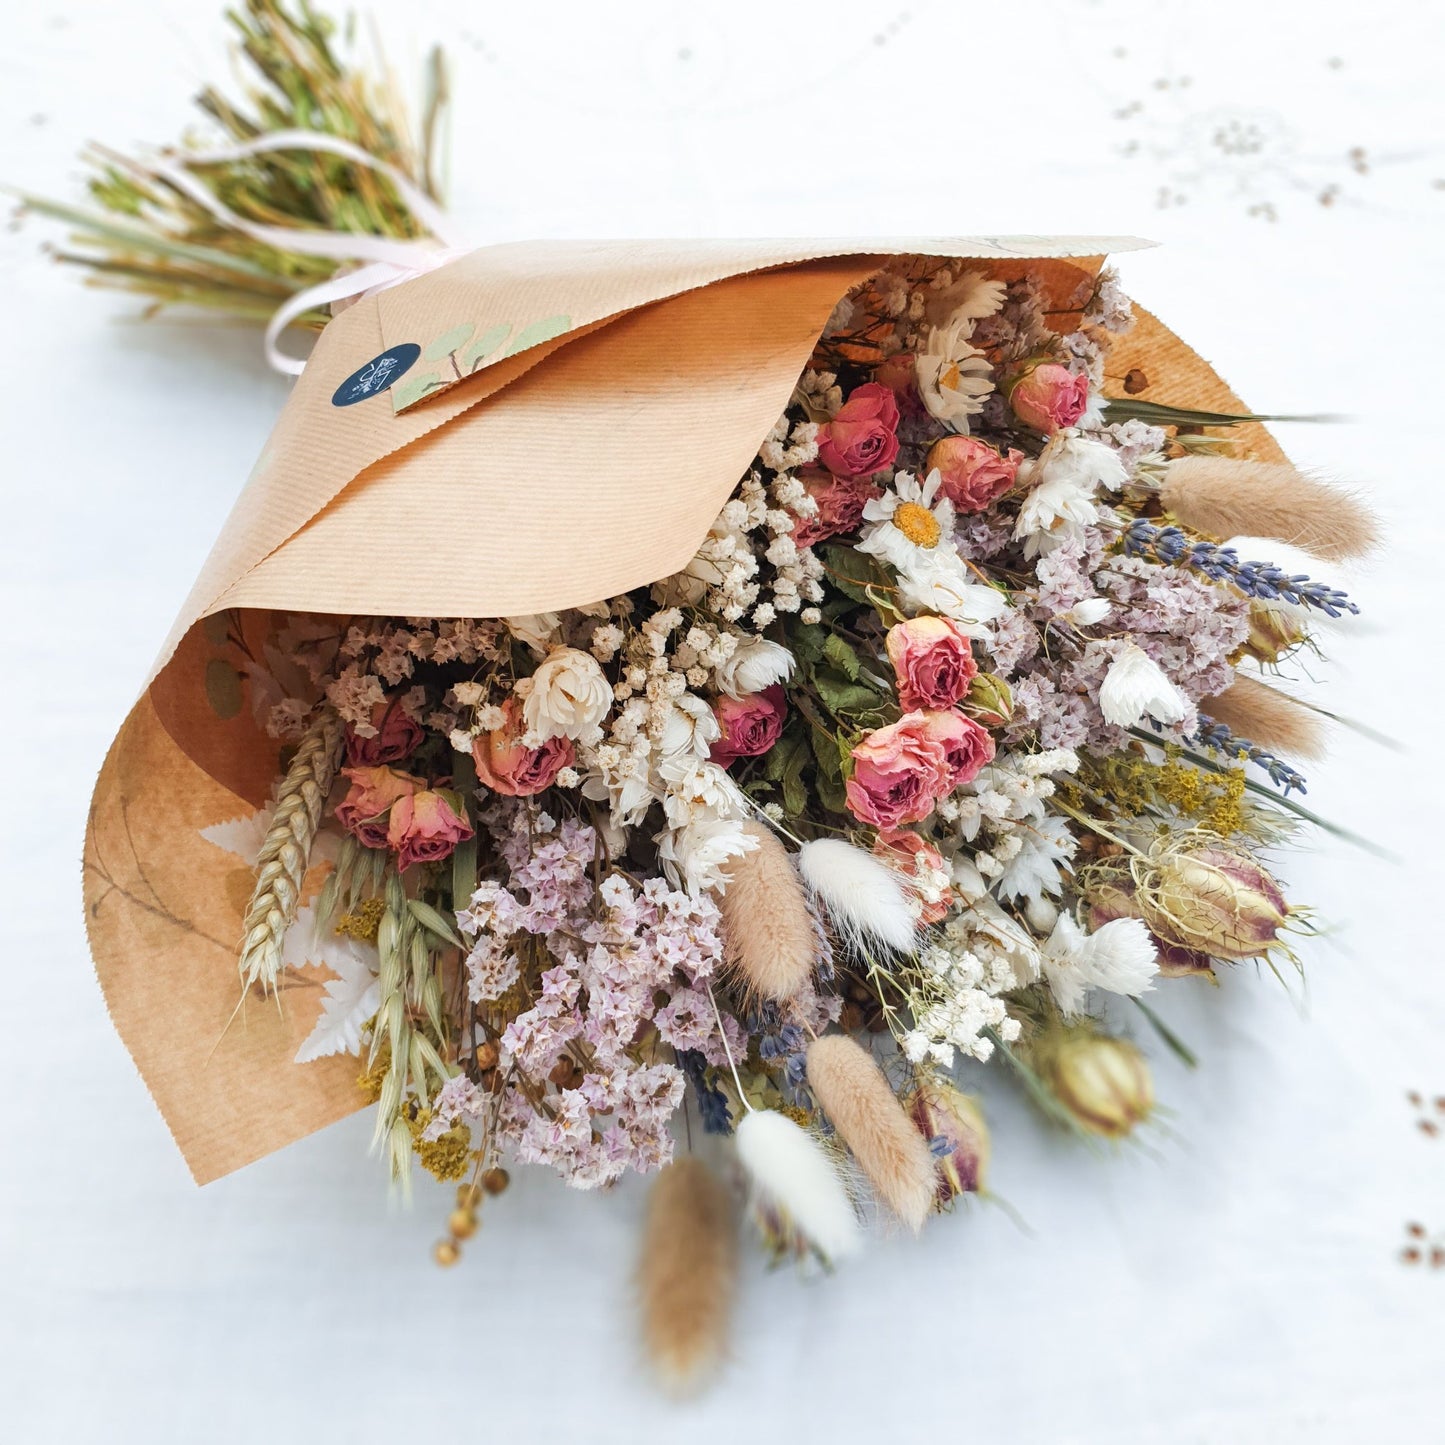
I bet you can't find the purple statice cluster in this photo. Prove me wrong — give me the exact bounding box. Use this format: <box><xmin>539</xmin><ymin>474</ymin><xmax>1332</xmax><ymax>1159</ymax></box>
<box><xmin>987</xmin><ymin>528</ymin><xmax>1251</xmax><ymax>753</ymax></box>
<box><xmin>452</xmin><ymin>802</ymin><xmax>743</xmax><ymax>1188</ymax></box>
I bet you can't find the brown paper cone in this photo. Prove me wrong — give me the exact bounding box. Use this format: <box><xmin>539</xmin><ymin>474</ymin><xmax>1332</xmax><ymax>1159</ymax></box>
<box><xmin>82</xmin><ymin>237</ymin><xmax>1281</xmax><ymax>1183</ymax></box>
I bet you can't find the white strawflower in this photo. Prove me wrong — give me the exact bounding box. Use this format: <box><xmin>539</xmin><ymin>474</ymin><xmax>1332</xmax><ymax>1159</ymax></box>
<box><xmin>505</xmin><ymin>612</ymin><xmax>562</xmax><ymax>654</ymax></box>
<box><xmin>1013</xmin><ymin>432</ymin><xmax>1128</xmax><ymax>557</ymax></box>
<box><xmin>1099</xmin><ymin>642</ymin><xmax>1190</xmax><ymax>728</ymax></box>
<box><xmin>1041</xmin><ymin>913</ymin><xmax>1158</xmax><ymax>1015</ymax></box>
<box><xmin>1056</xmin><ymin>597</ymin><xmax>1113</xmax><ymax>628</ymax></box>
<box><xmin>715</xmin><ymin>636</ymin><xmax>794</xmax><ymax>698</ymax></box>
<box><xmin>916</xmin><ymin>311</ymin><xmax>999</xmax><ymax>432</ymax></box>
<box><xmin>894</xmin><ymin>555</ymin><xmax>1009</xmax><ymax>637</ymax></box>
<box><xmin>522</xmin><ymin>646</ymin><xmax>612</xmax><ymax>742</ymax></box>
<box><xmin>658</xmin><ymin>693</ymin><xmax>722</xmax><ymax>765</ymax></box>
<box><xmin>657</xmin><ymin>815</ymin><xmax>757</xmax><ymax>895</ymax></box>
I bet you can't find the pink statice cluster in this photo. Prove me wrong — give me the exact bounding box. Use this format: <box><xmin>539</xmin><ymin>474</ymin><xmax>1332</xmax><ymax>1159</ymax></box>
<box><xmin>451</xmin><ymin>803</ymin><xmax>743</xmax><ymax>1188</ymax></box>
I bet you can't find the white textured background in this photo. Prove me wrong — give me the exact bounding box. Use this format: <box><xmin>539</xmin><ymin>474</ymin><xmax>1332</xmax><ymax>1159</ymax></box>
<box><xmin>3</xmin><ymin>1</ymin><xmax>1443</xmax><ymax>1440</ymax></box>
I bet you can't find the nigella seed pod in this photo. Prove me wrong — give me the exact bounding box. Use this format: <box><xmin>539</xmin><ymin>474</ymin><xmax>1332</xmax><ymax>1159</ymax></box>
<box><xmin>1085</xmin><ymin>878</ymin><xmax>1214</xmax><ymax>978</ymax></box>
<box><xmin>1243</xmin><ymin>603</ymin><xmax>1308</xmax><ymax>665</ymax></box>
<box><xmin>907</xmin><ymin>1080</ymin><xmax>990</xmax><ymax>1204</ymax></box>
<box><xmin>1138</xmin><ymin>840</ymin><xmax>1290</xmax><ymax>962</ymax></box>
<box><xmin>1034</xmin><ymin>1029</ymin><xmax>1155</xmax><ymax>1140</ymax></box>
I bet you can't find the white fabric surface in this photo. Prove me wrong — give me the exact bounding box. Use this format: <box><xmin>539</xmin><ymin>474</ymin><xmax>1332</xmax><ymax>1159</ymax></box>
<box><xmin>2</xmin><ymin>1</ymin><xmax>1443</xmax><ymax>1439</ymax></box>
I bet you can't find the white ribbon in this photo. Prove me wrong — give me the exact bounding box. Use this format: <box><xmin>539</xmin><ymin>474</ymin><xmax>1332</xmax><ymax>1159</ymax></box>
<box><xmin>150</xmin><ymin>129</ymin><xmax>471</xmax><ymax>375</ymax></box>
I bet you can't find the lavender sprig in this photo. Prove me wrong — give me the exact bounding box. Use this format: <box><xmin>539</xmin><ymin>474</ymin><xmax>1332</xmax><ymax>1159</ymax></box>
<box><xmin>1121</xmin><ymin>519</ymin><xmax>1359</xmax><ymax>617</ymax></box>
<box><xmin>1192</xmin><ymin>719</ymin><xmax>1310</xmax><ymax>795</ymax></box>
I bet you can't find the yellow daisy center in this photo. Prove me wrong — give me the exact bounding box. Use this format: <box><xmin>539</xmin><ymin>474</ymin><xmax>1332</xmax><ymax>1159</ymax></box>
<box><xmin>893</xmin><ymin>500</ymin><xmax>942</xmax><ymax>548</ymax></box>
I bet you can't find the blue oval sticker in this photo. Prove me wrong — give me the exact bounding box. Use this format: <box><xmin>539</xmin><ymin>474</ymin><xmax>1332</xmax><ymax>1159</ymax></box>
<box><xmin>331</xmin><ymin>343</ymin><xmax>421</xmax><ymax>406</ymax></box>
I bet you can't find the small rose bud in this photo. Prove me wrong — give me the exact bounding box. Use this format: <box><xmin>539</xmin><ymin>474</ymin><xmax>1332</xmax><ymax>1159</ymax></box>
<box><xmin>1036</xmin><ymin>1029</ymin><xmax>1155</xmax><ymax>1139</ymax></box>
<box><xmin>908</xmin><ymin>1080</ymin><xmax>990</xmax><ymax>1203</ymax></box>
<box><xmin>1007</xmin><ymin>361</ymin><xmax>1090</xmax><ymax>432</ymax></box>
<box><xmin>1140</xmin><ymin>841</ymin><xmax>1290</xmax><ymax>961</ymax></box>
<box><xmin>961</xmin><ymin>672</ymin><xmax>1014</xmax><ymax>727</ymax></box>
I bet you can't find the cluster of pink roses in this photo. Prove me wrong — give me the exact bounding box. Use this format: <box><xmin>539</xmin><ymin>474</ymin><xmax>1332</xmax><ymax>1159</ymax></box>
<box><xmin>845</xmin><ymin>613</ymin><xmax>995</xmax><ymax>829</ymax></box>
<box><xmin>335</xmin><ymin>766</ymin><xmax>474</xmax><ymax>871</ymax></box>
<box><xmin>845</xmin><ymin>709</ymin><xmax>993</xmax><ymax>829</ymax></box>
<box><xmin>794</xmin><ymin>382</ymin><xmax>901</xmax><ymax>549</ymax></box>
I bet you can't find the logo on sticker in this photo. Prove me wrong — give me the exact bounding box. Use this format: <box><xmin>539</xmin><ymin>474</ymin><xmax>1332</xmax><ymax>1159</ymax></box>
<box><xmin>331</xmin><ymin>343</ymin><xmax>422</xmax><ymax>406</ymax></box>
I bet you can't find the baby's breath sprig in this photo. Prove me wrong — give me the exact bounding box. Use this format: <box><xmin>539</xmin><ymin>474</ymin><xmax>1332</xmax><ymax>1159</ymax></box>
<box><xmin>238</xmin><ymin>707</ymin><xmax>344</xmax><ymax>998</ymax></box>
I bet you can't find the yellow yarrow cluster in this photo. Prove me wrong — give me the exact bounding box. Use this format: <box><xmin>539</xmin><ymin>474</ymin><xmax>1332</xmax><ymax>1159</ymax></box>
<box><xmin>336</xmin><ymin>897</ymin><xmax>385</xmax><ymax>942</ymax></box>
<box><xmin>1068</xmin><ymin>749</ymin><xmax>1249</xmax><ymax>838</ymax></box>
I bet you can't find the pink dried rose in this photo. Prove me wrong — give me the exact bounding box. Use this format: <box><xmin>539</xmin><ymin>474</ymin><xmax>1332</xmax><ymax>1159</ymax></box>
<box><xmin>711</xmin><ymin>685</ymin><xmax>787</xmax><ymax>765</ymax></box>
<box><xmin>1008</xmin><ymin>362</ymin><xmax>1090</xmax><ymax>433</ymax></box>
<box><xmin>845</xmin><ymin>712</ymin><xmax>952</xmax><ymax>828</ymax></box>
<box><xmin>791</xmin><ymin>466</ymin><xmax>883</xmax><ymax>548</ymax></box>
<box><xmin>874</xmin><ymin>827</ymin><xmax>954</xmax><ymax>924</ymax></box>
<box><xmin>918</xmin><ymin>708</ymin><xmax>995</xmax><ymax>790</ymax></box>
<box><xmin>344</xmin><ymin>697</ymin><xmax>425</xmax><ymax>766</ymax></box>
<box><xmin>472</xmin><ymin>697</ymin><xmax>574</xmax><ymax>797</ymax></box>
<box><xmin>816</xmin><ymin>381</ymin><xmax>901</xmax><ymax>478</ymax></box>
<box><xmin>924</xmin><ymin>435</ymin><xmax>1023</xmax><ymax>514</ymax></box>
<box><xmin>386</xmin><ymin>788</ymin><xmax>474</xmax><ymax>871</ymax></box>
<box><xmin>335</xmin><ymin>765</ymin><xmax>424</xmax><ymax>848</ymax></box>
<box><xmin>885</xmin><ymin>615</ymin><xmax>980</xmax><ymax>712</ymax></box>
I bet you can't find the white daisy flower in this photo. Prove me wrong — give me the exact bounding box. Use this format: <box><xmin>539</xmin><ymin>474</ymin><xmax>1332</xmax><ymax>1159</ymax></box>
<box><xmin>856</xmin><ymin>468</ymin><xmax>957</xmax><ymax>574</ymax></box>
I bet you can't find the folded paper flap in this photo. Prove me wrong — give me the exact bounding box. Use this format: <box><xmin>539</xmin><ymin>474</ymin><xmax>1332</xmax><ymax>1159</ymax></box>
<box><xmin>150</xmin><ymin>236</ymin><xmax>1152</xmax><ymax>692</ymax></box>
<box><xmin>374</xmin><ymin>236</ymin><xmax>1156</xmax><ymax>413</ymax></box>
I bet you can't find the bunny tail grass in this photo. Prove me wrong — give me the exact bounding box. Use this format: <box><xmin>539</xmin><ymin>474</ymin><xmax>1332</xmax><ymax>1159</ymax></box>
<box><xmin>1203</xmin><ymin>673</ymin><xmax>1327</xmax><ymax>761</ymax></box>
<box><xmin>805</xmin><ymin>1034</ymin><xmax>935</xmax><ymax>1232</ymax></box>
<box><xmin>734</xmin><ymin>1109</ymin><xmax>862</xmax><ymax>1263</ymax></box>
<box><xmin>718</xmin><ymin>822</ymin><xmax>816</xmax><ymax>1001</ymax></box>
<box><xmin>1161</xmin><ymin>457</ymin><xmax>1380</xmax><ymax>563</ymax></box>
<box><xmin>638</xmin><ymin>1157</ymin><xmax>737</xmax><ymax>1393</ymax></box>
<box><xmin>796</xmin><ymin>837</ymin><xmax>916</xmax><ymax>954</ymax></box>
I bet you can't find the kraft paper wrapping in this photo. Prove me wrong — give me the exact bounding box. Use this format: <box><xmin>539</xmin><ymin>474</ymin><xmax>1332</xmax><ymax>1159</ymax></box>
<box><xmin>81</xmin><ymin>236</ymin><xmax>1282</xmax><ymax>1184</ymax></box>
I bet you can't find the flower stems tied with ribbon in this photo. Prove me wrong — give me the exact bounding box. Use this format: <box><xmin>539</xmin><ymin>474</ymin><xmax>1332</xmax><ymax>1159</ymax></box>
<box><xmin>148</xmin><ymin>130</ymin><xmax>470</xmax><ymax>374</ymax></box>
<box><xmin>20</xmin><ymin>0</ymin><xmax>460</xmax><ymax>374</ymax></box>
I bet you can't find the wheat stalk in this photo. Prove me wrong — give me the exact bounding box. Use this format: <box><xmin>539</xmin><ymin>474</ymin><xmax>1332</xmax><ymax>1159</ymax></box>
<box><xmin>238</xmin><ymin>708</ymin><xmax>344</xmax><ymax>997</ymax></box>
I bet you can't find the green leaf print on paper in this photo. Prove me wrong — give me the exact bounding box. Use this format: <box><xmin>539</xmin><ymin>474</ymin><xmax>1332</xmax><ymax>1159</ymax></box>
<box><xmin>422</xmin><ymin>323</ymin><xmax>476</xmax><ymax>363</ymax></box>
<box><xmin>461</xmin><ymin>322</ymin><xmax>513</xmax><ymax>371</ymax></box>
<box><xmin>390</xmin><ymin>369</ymin><xmax>446</xmax><ymax>410</ymax></box>
<box><xmin>503</xmin><ymin>313</ymin><xmax>572</xmax><ymax>358</ymax></box>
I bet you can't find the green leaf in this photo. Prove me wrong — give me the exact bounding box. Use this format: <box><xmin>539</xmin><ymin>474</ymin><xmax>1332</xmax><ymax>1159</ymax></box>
<box><xmin>787</xmin><ymin>620</ymin><xmax>827</xmax><ymax>666</ymax></box>
<box><xmin>204</xmin><ymin>658</ymin><xmax>243</xmax><ymax>719</ymax></box>
<box><xmin>818</xmin><ymin>545</ymin><xmax>893</xmax><ymax>606</ymax></box>
<box><xmin>822</xmin><ymin>633</ymin><xmax>862</xmax><ymax>681</ymax></box>
<box><xmin>201</xmin><ymin>612</ymin><xmax>232</xmax><ymax>646</ymax></box>
<box><xmin>1102</xmin><ymin>398</ymin><xmax>1340</xmax><ymax>428</ymax></box>
<box><xmin>781</xmin><ymin>736</ymin><xmax>810</xmax><ymax>817</ymax></box>
<box><xmin>763</xmin><ymin>725</ymin><xmax>808</xmax><ymax>783</ymax></box>
<box><xmin>809</xmin><ymin>724</ymin><xmax>842</xmax><ymax>781</ymax></box>
<box><xmin>812</xmin><ymin>667</ymin><xmax>884</xmax><ymax>717</ymax></box>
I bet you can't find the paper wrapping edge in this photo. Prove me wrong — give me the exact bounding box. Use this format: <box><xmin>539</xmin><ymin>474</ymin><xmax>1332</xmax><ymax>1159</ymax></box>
<box><xmin>82</xmin><ymin>248</ymin><xmax>1287</xmax><ymax>1184</ymax></box>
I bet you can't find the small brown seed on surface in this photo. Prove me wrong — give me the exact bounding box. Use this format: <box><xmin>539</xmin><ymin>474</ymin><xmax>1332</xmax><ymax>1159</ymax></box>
<box><xmin>475</xmin><ymin>1040</ymin><xmax>500</xmax><ymax>1071</ymax></box>
<box><xmin>434</xmin><ymin>1239</ymin><xmax>461</xmax><ymax>1267</ymax></box>
<box><xmin>482</xmin><ymin>1166</ymin><xmax>511</xmax><ymax>1195</ymax></box>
